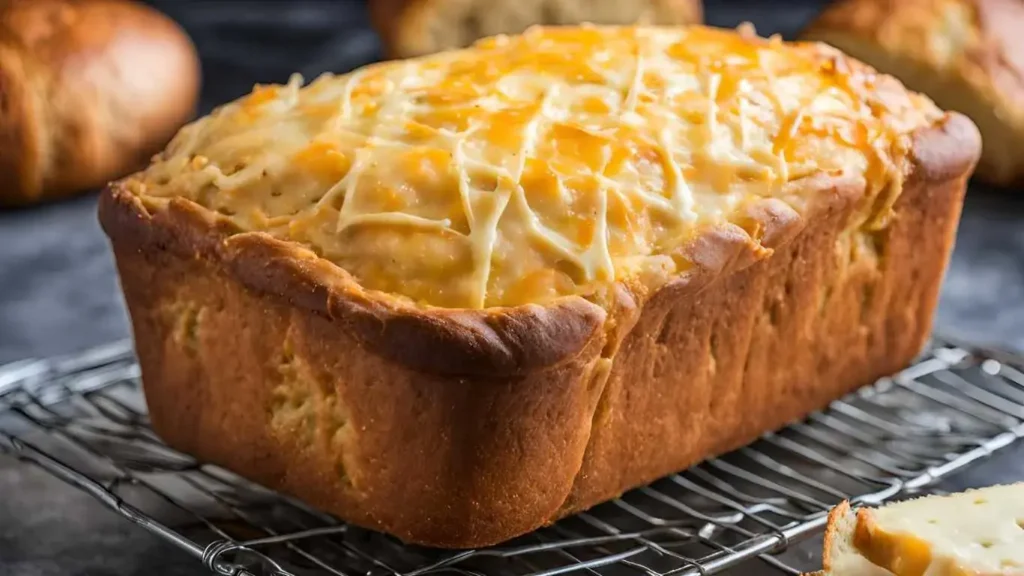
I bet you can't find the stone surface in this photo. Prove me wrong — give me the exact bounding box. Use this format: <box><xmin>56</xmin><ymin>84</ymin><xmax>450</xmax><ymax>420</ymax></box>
<box><xmin>1</xmin><ymin>1</ymin><xmax>1021</xmax><ymax>575</ymax></box>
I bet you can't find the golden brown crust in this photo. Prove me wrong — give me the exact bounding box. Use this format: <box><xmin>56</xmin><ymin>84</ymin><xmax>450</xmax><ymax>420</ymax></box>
<box><xmin>370</xmin><ymin>0</ymin><xmax>703</xmax><ymax>59</ymax></box>
<box><xmin>99</xmin><ymin>106</ymin><xmax>978</xmax><ymax>549</ymax></box>
<box><xmin>816</xmin><ymin>500</ymin><xmax>897</xmax><ymax>576</ymax></box>
<box><xmin>101</xmin><ymin>188</ymin><xmax>613</xmax><ymax>546</ymax></box>
<box><xmin>802</xmin><ymin>0</ymin><xmax>1024</xmax><ymax>186</ymax></box>
<box><xmin>0</xmin><ymin>0</ymin><xmax>201</xmax><ymax>206</ymax></box>
<box><xmin>910</xmin><ymin>110</ymin><xmax>987</xmax><ymax>183</ymax></box>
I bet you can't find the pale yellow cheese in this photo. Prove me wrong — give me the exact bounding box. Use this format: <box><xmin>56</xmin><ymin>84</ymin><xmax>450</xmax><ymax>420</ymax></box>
<box><xmin>129</xmin><ymin>25</ymin><xmax>942</xmax><ymax>309</ymax></box>
<box><xmin>861</xmin><ymin>484</ymin><xmax>1024</xmax><ymax>575</ymax></box>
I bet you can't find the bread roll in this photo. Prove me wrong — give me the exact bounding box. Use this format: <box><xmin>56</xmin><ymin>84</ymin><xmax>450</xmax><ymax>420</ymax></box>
<box><xmin>811</xmin><ymin>484</ymin><xmax>1024</xmax><ymax>575</ymax></box>
<box><xmin>369</xmin><ymin>0</ymin><xmax>703</xmax><ymax>58</ymax></box>
<box><xmin>802</xmin><ymin>0</ymin><xmax>1024</xmax><ymax>186</ymax></box>
<box><xmin>0</xmin><ymin>0</ymin><xmax>201</xmax><ymax>206</ymax></box>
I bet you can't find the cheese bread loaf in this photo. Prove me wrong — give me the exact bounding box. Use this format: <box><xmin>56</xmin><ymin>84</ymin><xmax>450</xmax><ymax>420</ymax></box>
<box><xmin>802</xmin><ymin>0</ymin><xmax>1024</xmax><ymax>186</ymax></box>
<box><xmin>813</xmin><ymin>484</ymin><xmax>1024</xmax><ymax>576</ymax></box>
<box><xmin>370</xmin><ymin>0</ymin><xmax>702</xmax><ymax>58</ymax></box>
<box><xmin>99</xmin><ymin>25</ymin><xmax>980</xmax><ymax>548</ymax></box>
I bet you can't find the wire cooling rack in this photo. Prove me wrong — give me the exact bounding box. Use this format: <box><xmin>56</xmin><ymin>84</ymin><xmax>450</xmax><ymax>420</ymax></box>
<box><xmin>1</xmin><ymin>337</ymin><xmax>1023</xmax><ymax>576</ymax></box>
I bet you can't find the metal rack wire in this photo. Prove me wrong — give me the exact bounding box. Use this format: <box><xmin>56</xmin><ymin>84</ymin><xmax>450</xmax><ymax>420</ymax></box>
<box><xmin>1</xmin><ymin>336</ymin><xmax>1023</xmax><ymax>576</ymax></box>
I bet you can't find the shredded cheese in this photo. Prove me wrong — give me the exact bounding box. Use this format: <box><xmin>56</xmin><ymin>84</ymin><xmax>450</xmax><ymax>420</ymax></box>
<box><xmin>133</xmin><ymin>25</ymin><xmax>942</xmax><ymax>309</ymax></box>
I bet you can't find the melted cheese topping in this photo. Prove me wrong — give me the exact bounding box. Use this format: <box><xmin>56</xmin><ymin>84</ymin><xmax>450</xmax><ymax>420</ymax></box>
<box><xmin>130</xmin><ymin>25</ymin><xmax>941</xmax><ymax>309</ymax></box>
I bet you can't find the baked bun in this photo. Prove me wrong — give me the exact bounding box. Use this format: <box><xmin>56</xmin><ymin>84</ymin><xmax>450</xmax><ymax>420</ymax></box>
<box><xmin>369</xmin><ymin>0</ymin><xmax>703</xmax><ymax>58</ymax></box>
<box><xmin>802</xmin><ymin>0</ymin><xmax>1024</xmax><ymax>186</ymax></box>
<box><xmin>0</xmin><ymin>0</ymin><xmax>201</xmax><ymax>206</ymax></box>
<box><xmin>811</xmin><ymin>484</ymin><xmax>1024</xmax><ymax>575</ymax></box>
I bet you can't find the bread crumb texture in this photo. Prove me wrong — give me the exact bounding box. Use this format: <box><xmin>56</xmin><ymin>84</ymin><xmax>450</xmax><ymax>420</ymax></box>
<box><xmin>269</xmin><ymin>326</ymin><xmax>352</xmax><ymax>484</ymax></box>
<box><xmin>128</xmin><ymin>25</ymin><xmax>941</xmax><ymax>309</ymax></box>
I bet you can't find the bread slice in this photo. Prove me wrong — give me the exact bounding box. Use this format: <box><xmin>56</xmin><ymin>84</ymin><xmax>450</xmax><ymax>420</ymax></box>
<box><xmin>370</xmin><ymin>0</ymin><xmax>702</xmax><ymax>58</ymax></box>
<box><xmin>812</xmin><ymin>484</ymin><xmax>1024</xmax><ymax>576</ymax></box>
<box><xmin>801</xmin><ymin>0</ymin><xmax>1024</xmax><ymax>186</ymax></box>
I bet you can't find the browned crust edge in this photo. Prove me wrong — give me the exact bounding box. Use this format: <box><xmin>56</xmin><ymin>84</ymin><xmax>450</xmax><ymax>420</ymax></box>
<box><xmin>821</xmin><ymin>500</ymin><xmax>854</xmax><ymax>573</ymax></box>
<box><xmin>910</xmin><ymin>111</ymin><xmax>982</xmax><ymax>182</ymax></box>
<box><xmin>99</xmin><ymin>112</ymin><xmax>980</xmax><ymax>379</ymax></box>
<box><xmin>95</xmin><ymin>178</ymin><xmax>796</xmax><ymax>377</ymax></box>
<box><xmin>99</xmin><ymin>189</ymin><xmax>609</xmax><ymax>378</ymax></box>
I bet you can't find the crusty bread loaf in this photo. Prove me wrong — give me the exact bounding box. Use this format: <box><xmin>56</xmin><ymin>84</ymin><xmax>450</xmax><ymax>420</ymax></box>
<box><xmin>369</xmin><ymin>0</ymin><xmax>702</xmax><ymax>58</ymax></box>
<box><xmin>99</xmin><ymin>25</ymin><xmax>980</xmax><ymax>548</ymax></box>
<box><xmin>0</xmin><ymin>0</ymin><xmax>201</xmax><ymax>207</ymax></box>
<box><xmin>801</xmin><ymin>0</ymin><xmax>1024</xmax><ymax>186</ymax></box>
<box><xmin>812</xmin><ymin>485</ymin><xmax>1024</xmax><ymax>576</ymax></box>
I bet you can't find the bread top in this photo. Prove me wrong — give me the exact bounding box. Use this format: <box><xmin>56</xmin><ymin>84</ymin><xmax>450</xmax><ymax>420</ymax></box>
<box><xmin>125</xmin><ymin>25</ymin><xmax>942</xmax><ymax>310</ymax></box>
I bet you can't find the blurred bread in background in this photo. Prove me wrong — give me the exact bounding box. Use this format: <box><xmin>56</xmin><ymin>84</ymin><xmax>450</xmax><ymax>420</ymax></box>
<box><xmin>802</xmin><ymin>0</ymin><xmax>1024</xmax><ymax>187</ymax></box>
<box><xmin>370</xmin><ymin>0</ymin><xmax>703</xmax><ymax>58</ymax></box>
<box><xmin>0</xmin><ymin>0</ymin><xmax>201</xmax><ymax>207</ymax></box>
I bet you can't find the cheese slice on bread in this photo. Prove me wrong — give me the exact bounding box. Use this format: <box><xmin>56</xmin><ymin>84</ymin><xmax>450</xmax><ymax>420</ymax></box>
<box><xmin>811</xmin><ymin>484</ymin><xmax>1024</xmax><ymax>576</ymax></box>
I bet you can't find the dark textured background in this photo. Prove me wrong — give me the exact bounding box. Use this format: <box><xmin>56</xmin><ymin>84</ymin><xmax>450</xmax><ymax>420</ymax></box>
<box><xmin>1</xmin><ymin>1</ymin><xmax>1023</xmax><ymax>574</ymax></box>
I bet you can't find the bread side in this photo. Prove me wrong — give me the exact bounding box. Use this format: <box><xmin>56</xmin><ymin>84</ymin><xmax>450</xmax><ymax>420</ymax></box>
<box><xmin>101</xmin><ymin>187</ymin><xmax>611</xmax><ymax>548</ymax></box>
<box><xmin>370</xmin><ymin>0</ymin><xmax>703</xmax><ymax>58</ymax></box>
<box><xmin>100</xmin><ymin>112</ymin><xmax>977</xmax><ymax>548</ymax></box>
<box><xmin>0</xmin><ymin>0</ymin><xmax>200</xmax><ymax>206</ymax></box>
<box><xmin>558</xmin><ymin>114</ymin><xmax>976</xmax><ymax>516</ymax></box>
<box><xmin>802</xmin><ymin>0</ymin><xmax>1024</xmax><ymax>186</ymax></box>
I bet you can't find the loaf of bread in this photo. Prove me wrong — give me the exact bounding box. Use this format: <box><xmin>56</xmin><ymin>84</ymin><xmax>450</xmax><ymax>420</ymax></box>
<box><xmin>813</xmin><ymin>484</ymin><xmax>1024</xmax><ymax>575</ymax></box>
<box><xmin>0</xmin><ymin>0</ymin><xmax>201</xmax><ymax>206</ymax></box>
<box><xmin>99</xmin><ymin>25</ymin><xmax>980</xmax><ymax>548</ymax></box>
<box><xmin>802</xmin><ymin>0</ymin><xmax>1024</xmax><ymax>186</ymax></box>
<box><xmin>369</xmin><ymin>0</ymin><xmax>702</xmax><ymax>58</ymax></box>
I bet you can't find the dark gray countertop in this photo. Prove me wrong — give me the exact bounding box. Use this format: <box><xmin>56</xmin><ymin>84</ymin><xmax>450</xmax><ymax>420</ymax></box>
<box><xmin>1</xmin><ymin>1</ymin><xmax>1022</xmax><ymax>575</ymax></box>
